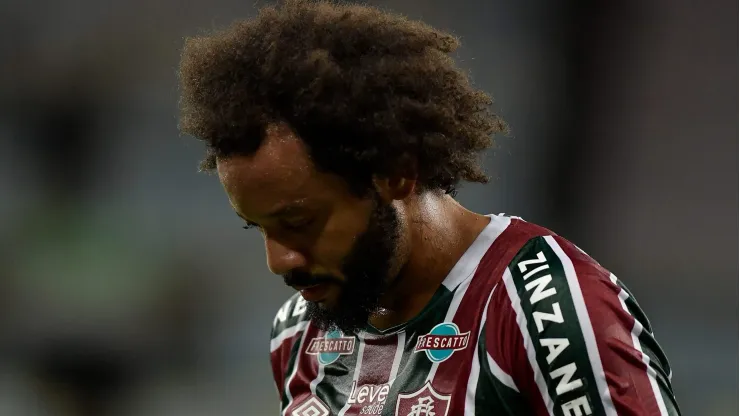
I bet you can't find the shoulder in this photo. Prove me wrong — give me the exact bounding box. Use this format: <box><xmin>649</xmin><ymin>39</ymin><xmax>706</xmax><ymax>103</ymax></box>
<box><xmin>491</xmin><ymin>232</ymin><xmax>616</xmax><ymax>347</ymax></box>
<box><xmin>481</xmin><ymin>228</ymin><xmax>614</xmax><ymax>393</ymax></box>
<box><xmin>502</xmin><ymin>233</ymin><xmax>614</xmax><ymax>325</ymax></box>
<box><xmin>466</xmin><ymin>215</ymin><xmax>561</xmax><ymax>331</ymax></box>
<box><xmin>479</xmin><ymin>213</ymin><xmax>611</xmax><ymax>312</ymax></box>
<box><xmin>483</xmin><ymin>232</ymin><xmax>680</xmax><ymax>415</ymax></box>
<box><xmin>472</xmin><ymin>214</ymin><xmax>554</xmax><ymax>278</ymax></box>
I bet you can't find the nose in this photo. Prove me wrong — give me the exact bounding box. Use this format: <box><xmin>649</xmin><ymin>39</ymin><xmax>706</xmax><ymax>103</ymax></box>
<box><xmin>264</xmin><ymin>236</ymin><xmax>308</xmax><ymax>275</ymax></box>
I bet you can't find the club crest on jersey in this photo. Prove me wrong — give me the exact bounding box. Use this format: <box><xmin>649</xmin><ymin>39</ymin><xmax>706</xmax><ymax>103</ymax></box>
<box><xmin>306</xmin><ymin>330</ymin><xmax>355</xmax><ymax>365</ymax></box>
<box><xmin>395</xmin><ymin>382</ymin><xmax>450</xmax><ymax>416</ymax></box>
<box><xmin>414</xmin><ymin>322</ymin><xmax>470</xmax><ymax>362</ymax></box>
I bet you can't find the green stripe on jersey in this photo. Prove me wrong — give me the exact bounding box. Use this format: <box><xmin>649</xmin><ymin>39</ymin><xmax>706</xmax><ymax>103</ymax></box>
<box><xmin>476</xmin><ymin>325</ymin><xmax>527</xmax><ymax>415</ymax></box>
<box><xmin>381</xmin><ymin>284</ymin><xmax>456</xmax><ymax>415</ymax></box>
<box><xmin>614</xmin><ymin>277</ymin><xmax>677</xmax><ymax>378</ymax></box>
<box><xmin>508</xmin><ymin>237</ymin><xmax>605</xmax><ymax>416</ymax></box>
<box><xmin>314</xmin><ymin>335</ymin><xmax>360</xmax><ymax>414</ymax></box>
<box><xmin>613</xmin><ymin>277</ymin><xmax>681</xmax><ymax>415</ymax></box>
<box><xmin>614</xmin><ymin>278</ymin><xmax>654</xmax><ymax>334</ymax></box>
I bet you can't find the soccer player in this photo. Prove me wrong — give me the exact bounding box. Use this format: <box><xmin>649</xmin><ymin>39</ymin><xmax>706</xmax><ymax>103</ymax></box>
<box><xmin>178</xmin><ymin>1</ymin><xmax>681</xmax><ymax>415</ymax></box>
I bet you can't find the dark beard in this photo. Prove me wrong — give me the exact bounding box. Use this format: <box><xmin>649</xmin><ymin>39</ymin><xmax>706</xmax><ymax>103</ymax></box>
<box><xmin>302</xmin><ymin>199</ymin><xmax>401</xmax><ymax>334</ymax></box>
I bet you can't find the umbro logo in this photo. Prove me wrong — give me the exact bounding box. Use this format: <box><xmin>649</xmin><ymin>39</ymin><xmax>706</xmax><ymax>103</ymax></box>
<box><xmin>291</xmin><ymin>395</ymin><xmax>330</xmax><ymax>416</ymax></box>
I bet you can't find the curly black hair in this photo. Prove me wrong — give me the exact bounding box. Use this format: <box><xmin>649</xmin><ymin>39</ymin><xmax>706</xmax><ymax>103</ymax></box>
<box><xmin>178</xmin><ymin>0</ymin><xmax>508</xmax><ymax>196</ymax></box>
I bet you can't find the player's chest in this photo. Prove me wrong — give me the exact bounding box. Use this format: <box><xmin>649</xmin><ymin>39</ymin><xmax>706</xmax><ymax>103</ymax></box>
<box><xmin>280</xmin><ymin>326</ymin><xmax>476</xmax><ymax>416</ymax></box>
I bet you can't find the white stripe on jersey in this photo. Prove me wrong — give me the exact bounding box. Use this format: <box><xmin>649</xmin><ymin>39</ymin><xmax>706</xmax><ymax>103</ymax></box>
<box><xmin>271</xmin><ymin>321</ymin><xmax>310</xmax><ymax>352</ymax></box>
<box><xmin>426</xmin><ymin>215</ymin><xmax>510</xmax><ymax>383</ymax></box>
<box><xmin>425</xmin><ymin>274</ymin><xmax>473</xmax><ymax>382</ymax></box>
<box><xmin>503</xmin><ymin>267</ymin><xmax>555</xmax><ymax>415</ymax></box>
<box><xmin>281</xmin><ymin>323</ymin><xmax>312</xmax><ymax>416</ymax></box>
<box><xmin>464</xmin><ymin>284</ymin><xmax>498</xmax><ymax>416</ymax></box>
<box><xmin>544</xmin><ymin>236</ymin><xmax>618</xmax><ymax>416</ymax></box>
<box><xmin>309</xmin><ymin>355</ymin><xmax>326</xmax><ymax>396</ymax></box>
<box><xmin>441</xmin><ymin>214</ymin><xmax>511</xmax><ymax>290</ymax></box>
<box><xmin>337</xmin><ymin>337</ymin><xmax>367</xmax><ymax>416</ymax></box>
<box><xmin>609</xmin><ymin>274</ymin><xmax>670</xmax><ymax>416</ymax></box>
<box><xmin>389</xmin><ymin>332</ymin><xmax>406</xmax><ymax>386</ymax></box>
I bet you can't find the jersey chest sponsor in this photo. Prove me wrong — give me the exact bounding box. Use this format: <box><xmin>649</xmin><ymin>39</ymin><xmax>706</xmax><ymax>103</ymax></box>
<box><xmin>306</xmin><ymin>330</ymin><xmax>356</xmax><ymax>365</ymax></box>
<box><xmin>344</xmin><ymin>381</ymin><xmax>452</xmax><ymax>416</ymax></box>
<box><xmin>346</xmin><ymin>381</ymin><xmax>390</xmax><ymax>415</ymax></box>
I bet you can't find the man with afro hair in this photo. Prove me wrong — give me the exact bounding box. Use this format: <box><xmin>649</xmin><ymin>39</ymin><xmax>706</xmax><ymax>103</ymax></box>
<box><xmin>178</xmin><ymin>1</ymin><xmax>681</xmax><ymax>415</ymax></box>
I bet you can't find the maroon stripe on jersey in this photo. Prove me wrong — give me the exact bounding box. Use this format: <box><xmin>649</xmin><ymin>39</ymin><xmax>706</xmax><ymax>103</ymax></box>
<box><xmin>433</xmin><ymin>219</ymin><xmax>550</xmax><ymax>415</ymax></box>
<box><xmin>271</xmin><ymin>324</ymin><xmax>308</xmax><ymax>398</ymax></box>
<box><xmin>486</xmin><ymin>277</ymin><xmax>550</xmax><ymax>415</ymax></box>
<box><xmin>284</xmin><ymin>323</ymin><xmax>321</xmax><ymax>414</ymax></box>
<box><xmin>552</xmin><ymin>236</ymin><xmax>664</xmax><ymax>415</ymax></box>
<box><xmin>271</xmin><ymin>347</ymin><xmax>285</xmax><ymax>397</ymax></box>
<box><xmin>341</xmin><ymin>334</ymin><xmax>399</xmax><ymax>415</ymax></box>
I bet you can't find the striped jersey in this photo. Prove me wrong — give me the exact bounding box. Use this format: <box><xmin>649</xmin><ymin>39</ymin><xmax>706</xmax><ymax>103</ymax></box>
<box><xmin>269</xmin><ymin>215</ymin><xmax>681</xmax><ymax>416</ymax></box>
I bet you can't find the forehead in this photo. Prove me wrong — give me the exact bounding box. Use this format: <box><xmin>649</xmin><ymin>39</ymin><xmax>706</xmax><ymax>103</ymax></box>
<box><xmin>216</xmin><ymin>125</ymin><xmax>341</xmax><ymax>216</ymax></box>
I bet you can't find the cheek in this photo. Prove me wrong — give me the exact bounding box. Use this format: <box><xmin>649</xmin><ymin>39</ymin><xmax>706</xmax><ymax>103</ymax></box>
<box><xmin>310</xmin><ymin>206</ymin><xmax>371</xmax><ymax>274</ymax></box>
<box><xmin>309</xmin><ymin>225</ymin><xmax>359</xmax><ymax>275</ymax></box>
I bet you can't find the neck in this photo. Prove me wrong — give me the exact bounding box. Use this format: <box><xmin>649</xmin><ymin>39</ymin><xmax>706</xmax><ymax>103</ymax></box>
<box><xmin>369</xmin><ymin>194</ymin><xmax>490</xmax><ymax>330</ymax></box>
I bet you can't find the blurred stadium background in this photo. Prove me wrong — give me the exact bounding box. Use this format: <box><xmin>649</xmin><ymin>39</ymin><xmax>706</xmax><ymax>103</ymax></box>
<box><xmin>0</xmin><ymin>0</ymin><xmax>736</xmax><ymax>415</ymax></box>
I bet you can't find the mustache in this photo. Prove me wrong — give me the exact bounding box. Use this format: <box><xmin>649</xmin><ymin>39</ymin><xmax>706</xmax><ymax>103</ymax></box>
<box><xmin>283</xmin><ymin>271</ymin><xmax>339</xmax><ymax>287</ymax></box>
